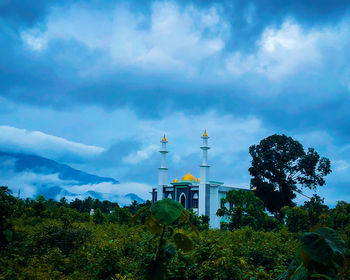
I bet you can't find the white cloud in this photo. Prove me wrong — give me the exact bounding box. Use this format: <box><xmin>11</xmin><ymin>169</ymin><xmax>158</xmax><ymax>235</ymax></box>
<box><xmin>334</xmin><ymin>160</ymin><xmax>349</xmax><ymax>172</ymax></box>
<box><xmin>226</xmin><ymin>19</ymin><xmax>350</xmax><ymax>81</ymax></box>
<box><xmin>67</xmin><ymin>181</ymin><xmax>151</xmax><ymax>200</ymax></box>
<box><xmin>0</xmin><ymin>125</ymin><xmax>104</xmax><ymax>159</ymax></box>
<box><xmin>19</xmin><ymin>1</ymin><xmax>350</xmax><ymax>84</ymax></box>
<box><xmin>226</xmin><ymin>20</ymin><xmax>324</xmax><ymax>80</ymax></box>
<box><xmin>123</xmin><ymin>145</ymin><xmax>158</xmax><ymax>164</ymax></box>
<box><xmin>138</xmin><ymin>110</ymin><xmax>268</xmax><ymax>158</ymax></box>
<box><xmin>0</xmin><ymin>165</ymin><xmax>151</xmax><ymax>203</ymax></box>
<box><xmin>21</xmin><ymin>1</ymin><xmax>227</xmax><ymax>74</ymax></box>
<box><xmin>0</xmin><ymin>170</ymin><xmax>68</xmax><ymax>199</ymax></box>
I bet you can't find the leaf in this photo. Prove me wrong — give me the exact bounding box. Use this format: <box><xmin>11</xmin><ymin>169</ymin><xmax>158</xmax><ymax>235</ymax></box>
<box><xmin>178</xmin><ymin>209</ymin><xmax>190</xmax><ymax>223</ymax></box>
<box><xmin>314</xmin><ymin>227</ymin><xmax>346</xmax><ymax>255</ymax></box>
<box><xmin>301</xmin><ymin>232</ymin><xmax>333</xmax><ymax>266</ymax></box>
<box><xmin>150</xmin><ymin>198</ymin><xmax>184</xmax><ymax>225</ymax></box>
<box><xmin>165</xmin><ymin>243</ymin><xmax>177</xmax><ymax>257</ymax></box>
<box><xmin>310</xmin><ymin>274</ymin><xmax>333</xmax><ymax>280</ymax></box>
<box><xmin>145</xmin><ymin>214</ymin><xmax>162</xmax><ymax>235</ymax></box>
<box><xmin>291</xmin><ymin>266</ymin><xmax>309</xmax><ymax>280</ymax></box>
<box><xmin>189</xmin><ymin>222</ymin><xmax>200</xmax><ymax>237</ymax></box>
<box><xmin>3</xmin><ymin>229</ymin><xmax>13</xmax><ymax>242</ymax></box>
<box><xmin>300</xmin><ymin>227</ymin><xmax>346</xmax><ymax>266</ymax></box>
<box><xmin>129</xmin><ymin>205</ymin><xmax>151</xmax><ymax>225</ymax></box>
<box><xmin>173</xmin><ymin>232</ymin><xmax>193</xmax><ymax>252</ymax></box>
<box><xmin>299</xmin><ymin>248</ymin><xmax>312</xmax><ymax>267</ymax></box>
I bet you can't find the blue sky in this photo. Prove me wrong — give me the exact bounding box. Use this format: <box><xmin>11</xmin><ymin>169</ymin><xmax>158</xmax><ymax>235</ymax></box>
<box><xmin>1</xmin><ymin>0</ymin><xmax>350</xmax><ymax>205</ymax></box>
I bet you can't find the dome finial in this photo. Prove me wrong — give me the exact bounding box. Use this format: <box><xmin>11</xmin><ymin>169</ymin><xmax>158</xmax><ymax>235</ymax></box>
<box><xmin>203</xmin><ymin>130</ymin><xmax>208</xmax><ymax>137</ymax></box>
<box><xmin>182</xmin><ymin>172</ymin><xmax>196</xmax><ymax>181</ymax></box>
<box><xmin>162</xmin><ymin>134</ymin><xmax>167</xmax><ymax>141</ymax></box>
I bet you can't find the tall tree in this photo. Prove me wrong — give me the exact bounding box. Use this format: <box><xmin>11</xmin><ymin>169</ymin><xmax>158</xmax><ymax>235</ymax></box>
<box><xmin>249</xmin><ymin>134</ymin><xmax>331</xmax><ymax>217</ymax></box>
<box><xmin>217</xmin><ymin>189</ymin><xmax>266</xmax><ymax>230</ymax></box>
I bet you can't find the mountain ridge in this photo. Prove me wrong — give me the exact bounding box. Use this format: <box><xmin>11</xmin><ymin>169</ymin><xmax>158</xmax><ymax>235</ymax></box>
<box><xmin>0</xmin><ymin>150</ymin><xmax>145</xmax><ymax>205</ymax></box>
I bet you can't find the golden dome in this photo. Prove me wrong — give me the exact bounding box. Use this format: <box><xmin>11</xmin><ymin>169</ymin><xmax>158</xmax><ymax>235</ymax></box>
<box><xmin>197</xmin><ymin>177</ymin><xmax>200</xmax><ymax>182</ymax></box>
<box><xmin>162</xmin><ymin>134</ymin><xmax>167</xmax><ymax>141</ymax></box>
<box><xmin>203</xmin><ymin>130</ymin><xmax>208</xmax><ymax>137</ymax></box>
<box><xmin>173</xmin><ymin>178</ymin><xmax>178</xmax><ymax>183</ymax></box>
<box><xmin>182</xmin><ymin>172</ymin><xmax>196</xmax><ymax>181</ymax></box>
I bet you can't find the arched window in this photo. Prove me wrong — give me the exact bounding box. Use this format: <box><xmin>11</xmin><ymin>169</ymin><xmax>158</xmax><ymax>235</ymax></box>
<box><xmin>167</xmin><ymin>192</ymin><xmax>172</xmax><ymax>199</ymax></box>
<box><xmin>179</xmin><ymin>193</ymin><xmax>186</xmax><ymax>208</ymax></box>
<box><xmin>192</xmin><ymin>193</ymin><xmax>198</xmax><ymax>208</ymax></box>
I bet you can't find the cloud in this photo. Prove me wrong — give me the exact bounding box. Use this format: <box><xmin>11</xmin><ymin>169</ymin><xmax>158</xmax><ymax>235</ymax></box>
<box><xmin>226</xmin><ymin>20</ymin><xmax>344</xmax><ymax>80</ymax></box>
<box><xmin>20</xmin><ymin>2</ymin><xmax>227</xmax><ymax>74</ymax></box>
<box><xmin>2</xmin><ymin>0</ymin><xmax>350</xmax><ymax>207</ymax></box>
<box><xmin>67</xmin><ymin>181</ymin><xmax>151</xmax><ymax>200</ymax></box>
<box><xmin>123</xmin><ymin>145</ymin><xmax>158</xmax><ymax>164</ymax></box>
<box><xmin>0</xmin><ymin>125</ymin><xmax>104</xmax><ymax>160</ymax></box>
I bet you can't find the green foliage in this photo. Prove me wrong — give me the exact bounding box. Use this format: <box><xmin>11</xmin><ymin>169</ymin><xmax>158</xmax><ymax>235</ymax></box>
<box><xmin>277</xmin><ymin>227</ymin><xmax>348</xmax><ymax>280</ymax></box>
<box><xmin>131</xmin><ymin>198</ymin><xmax>198</xmax><ymax>280</ymax></box>
<box><xmin>282</xmin><ymin>206</ymin><xmax>310</xmax><ymax>233</ymax></box>
<box><xmin>217</xmin><ymin>189</ymin><xmax>271</xmax><ymax>231</ymax></box>
<box><xmin>301</xmin><ymin>195</ymin><xmax>329</xmax><ymax>227</ymax></box>
<box><xmin>249</xmin><ymin>134</ymin><xmax>331</xmax><ymax>216</ymax></box>
<box><xmin>108</xmin><ymin>206</ymin><xmax>131</xmax><ymax>224</ymax></box>
<box><xmin>93</xmin><ymin>208</ymin><xmax>106</xmax><ymax>224</ymax></box>
<box><xmin>0</xmin><ymin>186</ymin><xmax>16</xmax><ymax>246</ymax></box>
<box><xmin>1</xmin><ymin>188</ymin><xmax>349</xmax><ymax>279</ymax></box>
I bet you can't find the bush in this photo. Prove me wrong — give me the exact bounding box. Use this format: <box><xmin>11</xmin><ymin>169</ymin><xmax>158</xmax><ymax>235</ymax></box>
<box><xmin>281</xmin><ymin>206</ymin><xmax>310</xmax><ymax>233</ymax></box>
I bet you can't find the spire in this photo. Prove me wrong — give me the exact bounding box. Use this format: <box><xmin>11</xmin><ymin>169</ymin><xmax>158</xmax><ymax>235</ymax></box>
<box><xmin>158</xmin><ymin>133</ymin><xmax>168</xmax><ymax>200</ymax></box>
<box><xmin>199</xmin><ymin>131</ymin><xmax>210</xmax><ymax>216</ymax></box>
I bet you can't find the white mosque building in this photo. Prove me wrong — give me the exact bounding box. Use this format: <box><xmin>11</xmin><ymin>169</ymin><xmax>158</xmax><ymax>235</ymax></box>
<box><xmin>151</xmin><ymin>130</ymin><xmax>246</xmax><ymax>228</ymax></box>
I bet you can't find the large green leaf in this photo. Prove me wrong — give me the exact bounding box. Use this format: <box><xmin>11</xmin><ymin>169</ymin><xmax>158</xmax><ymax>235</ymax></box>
<box><xmin>150</xmin><ymin>198</ymin><xmax>184</xmax><ymax>225</ymax></box>
<box><xmin>301</xmin><ymin>227</ymin><xmax>346</xmax><ymax>266</ymax></box>
<box><xmin>301</xmin><ymin>232</ymin><xmax>333</xmax><ymax>266</ymax></box>
<box><xmin>315</xmin><ymin>227</ymin><xmax>346</xmax><ymax>255</ymax></box>
<box><xmin>145</xmin><ymin>214</ymin><xmax>162</xmax><ymax>235</ymax></box>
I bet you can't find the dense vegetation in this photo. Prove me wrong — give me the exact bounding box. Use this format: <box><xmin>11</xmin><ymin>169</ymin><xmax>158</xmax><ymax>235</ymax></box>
<box><xmin>1</xmin><ymin>134</ymin><xmax>348</xmax><ymax>279</ymax></box>
<box><xmin>1</xmin><ymin>186</ymin><xmax>349</xmax><ymax>280</ymax></box>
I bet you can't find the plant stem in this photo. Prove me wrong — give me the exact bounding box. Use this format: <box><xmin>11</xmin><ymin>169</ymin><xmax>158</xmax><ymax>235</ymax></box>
<box><xmin>155</xmin><ymin>225</ymin><xmax>166</xmax><ymax>260</ymax></box>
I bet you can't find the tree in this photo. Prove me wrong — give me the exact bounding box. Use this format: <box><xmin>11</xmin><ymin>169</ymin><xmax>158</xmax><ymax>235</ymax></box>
<box><xmin>216</xmin><ymin>189</ymin><xmax>266</xmax><ymax>230</ymax></box>
<box><xmin>249</xmin><ymin>134</ymin><xmax>331</xmax><ymax>217</ymax></box>
<box><xmin>92</xmin><ymin>208</ymin><xmax>105</xmax><ymax>224</ymax></box>
<box><xmin>108</xmin><ymin>206</ymin><xmax>131</xmax><ymax>224</ymax></box>
<box><xmin>302</xmin><ymin>194</ymin><xmax>329</xmax><ymax>226</ymax></box>
<box><xmin>0</xmin><ymin>186</ymin><xmax>15</xmax><ymax>245</ymax></box>
<box><xmin>281</xmin><ymin>206</ymin><xmax>310</xmax><ymax>233</ymax></box>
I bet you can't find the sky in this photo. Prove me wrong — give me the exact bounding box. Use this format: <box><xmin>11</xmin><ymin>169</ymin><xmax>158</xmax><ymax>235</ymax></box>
<box><xmin>1</xmin><ymin>0</ymin><xmax>350</xmax><ymax>205</ymax></box>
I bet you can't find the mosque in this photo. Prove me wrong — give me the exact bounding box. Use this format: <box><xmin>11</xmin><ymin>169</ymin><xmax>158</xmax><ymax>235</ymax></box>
<box><xmin>151</xmin><ymin>130</ymin><xmax>246</xmax><ymax>228</ymax></box>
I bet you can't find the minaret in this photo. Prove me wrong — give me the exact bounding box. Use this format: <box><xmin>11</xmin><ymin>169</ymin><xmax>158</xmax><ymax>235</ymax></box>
<box><xmin>199</xmin><ymin>130</ymin><xmax>210</xmax><ymax>215</ymax></box>
<box><xmin>157</xmin><ymin>134</ymin><xmax>168</xmax><ymax>200</ymax></box>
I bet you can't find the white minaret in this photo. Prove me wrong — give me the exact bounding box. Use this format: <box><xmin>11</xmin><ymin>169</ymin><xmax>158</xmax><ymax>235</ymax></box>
<box><xmin>157</xmin><ymin>134</ymin><xmax>168</xmax><ymax>200</ymax></box>
<box><xmin>199</xmin><ymin>130</ymin><xmax>210</xmax><ymax>215</ymax></box>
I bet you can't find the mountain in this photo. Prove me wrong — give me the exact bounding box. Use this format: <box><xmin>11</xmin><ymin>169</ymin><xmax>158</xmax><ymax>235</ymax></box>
<box><xmin>0</xmin><ymin>151</ymin><xmax>145</xmax><ymax>205</ymax></box>
<box><xmin>0</xmin><ymin>151</ymin><xmax>119</xmax><ymax>184</ymax></box>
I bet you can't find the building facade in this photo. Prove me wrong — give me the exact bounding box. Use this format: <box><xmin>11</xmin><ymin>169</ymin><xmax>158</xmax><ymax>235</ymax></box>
<box><xmin>151</xmin><ymin>131</ymin><xmax>245</xmax><ymax>228</ymax></box>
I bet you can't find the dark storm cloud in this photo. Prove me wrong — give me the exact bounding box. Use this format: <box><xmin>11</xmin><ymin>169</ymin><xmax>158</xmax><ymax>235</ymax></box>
<box><xmin>1</xmin><ymin>0</ymin><xmax>350</xmax><ymax>139</ymax></box>
<box><xmin>223</xmin><ymin>0</ymin><xmax>350</xmax><ymax>51</ymax></box>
